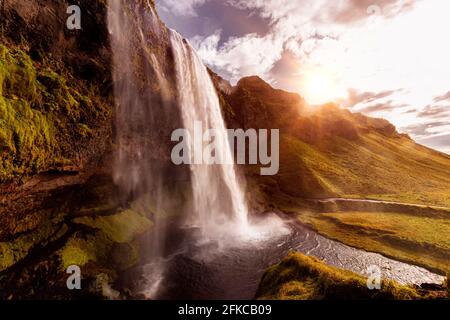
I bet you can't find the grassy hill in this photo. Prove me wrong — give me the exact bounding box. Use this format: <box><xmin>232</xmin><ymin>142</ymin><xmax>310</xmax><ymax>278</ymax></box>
<box><xmin>217</xmin><ymin>76</ymin><xmax>450</xmax><ymax>208</ymax></box>
<box><xmin>256</xmin><ymin>252</ymin><xmax>448</xmax><ymax>300</ymax></box>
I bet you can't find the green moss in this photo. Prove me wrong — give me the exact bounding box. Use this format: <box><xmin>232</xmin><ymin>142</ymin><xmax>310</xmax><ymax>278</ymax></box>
<box><xmin>276</xmin><ymin>280</ymin><xmax>317</xmax><ymax>300</ymax></box>
<box><xmin>111</xmin><ymin>241</ymin><xmax>140</xmax><ymax>271</ymax></box>
<box><xmin>0</xmin><ymin>44</ymin><xmax>41</xmax><ymax>102</ymax></box>
<box><xmin>59</xmin><ymin>231</ymin><xmax>112</xmax><ymax>270</ymax></box>
<box><xmin>74</xmin><ymin>209</ymin><xmax>153</xmax><ymax>244</ymax></box>
<box><xmin>131</xmin><ymin>196</ymin><xmax>165</xmax><ymax>219</ymax></box>
<box><xmin>0</xmin><ymin>45</ymin><xmax>55</xmax><ymax>180</ymax></box>
<box><xmin>0</xmin><ymin>215</ymin><xmax>66</xmax><ymax>271</ymax></box>
<box><xmin>256</xmin><ymin>252</ymin><xmax>422</xmax><ymax>300</ymax></box>
<box><xmin>0</xmin><ymin>43</ymin><xmax>110</xmax><ymax>182</ymax></box>
<box><xmin>59</xmin><ymin>210</ymin><xmax>153</xmax><ymax>271</ymax></box>
<box><xmin>77</xmin><ymin>123</ymin><xmax>93</xmax><ymax>138</ymax></box>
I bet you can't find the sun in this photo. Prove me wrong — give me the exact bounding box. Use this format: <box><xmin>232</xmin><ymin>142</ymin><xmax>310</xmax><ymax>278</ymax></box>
<box><xmin>300</xmin><ymin>69</ymin><xmax>345</xmax><ymax>105</ymax></box>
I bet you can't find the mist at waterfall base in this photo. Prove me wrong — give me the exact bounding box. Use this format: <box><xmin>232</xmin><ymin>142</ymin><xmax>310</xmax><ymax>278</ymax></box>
<box><xmin>107</xmin><ymin>1</ymin><xmax>289</xmax><ymax>299</ymax></box>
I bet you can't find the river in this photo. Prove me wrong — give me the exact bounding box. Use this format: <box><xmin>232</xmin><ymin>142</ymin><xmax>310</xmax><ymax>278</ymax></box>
<box><xmin>123</xmin><ymin>213</ymin><xmax>444</xmax><ymax>300</ymax></box>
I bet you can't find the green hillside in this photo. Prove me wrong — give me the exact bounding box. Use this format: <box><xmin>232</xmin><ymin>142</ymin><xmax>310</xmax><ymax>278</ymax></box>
<box><xmin>219</xmin><ymin>76</ymin><xmax>450</xmax><ymax>208</ymax></box>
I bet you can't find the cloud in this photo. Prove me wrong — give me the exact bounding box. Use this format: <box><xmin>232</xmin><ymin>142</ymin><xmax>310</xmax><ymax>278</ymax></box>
<box><xmin>416</xmin><ymin>133</ymin><xmax>450</xmax><ymax>154</ymax></box>
<box><xmin>189</xmin><ymin>0</ymin><xmax>395</xmax><ymax>84</ymax></box>
<box><xmin>190</xmin><ymin>0</ymin><xmax>420</xmax><ymax>89</ymax></box>
<box><xmin>346</xmin><ymin>89</ymin><xmax>399</xmax><ymax>107</ymax></box>
<box><xmin>157</xmin><ymin>1</ymin><xmax>270</xmax><ymax>45</ymax></box>
<box><xmin>358</xmin><ymin>100</ymin><xmax>407</xmax><ymax>113</ymax></box>
<box><xmin>191</xmin><ymin>30</ymin><xmax>284</xmax><ymax>83</ymax></box>
<box><xmin>433</xmin><ymin>91</ymin><xmax>450</xmax><ymax>103</ymax></box>
<box><xmin>157</xmin><ymin>0</ymin><xmax>208</xmax><ymax>16</ymax></box>
<box><xmin>227</xmin><ymin>0</ymin><xmax>415</xmax><ymax>25</ymax></box>
<box><xmin>417</xmin><ymin>105</ymin><xmax>450</xmax><ymax>118</ymax></box>
<box><xmin>268</xmin><ymin>50</ymin><xmax>303</xmax><ymax>92</ymax></box>
<box><xmin>189</xmin><ymin>0</ymin><xmax>322</xmax><ymax>83</ymax></box>
<box><xmin>328</xmin><ymin>0</ymin><xmax>416</xmax><ymax>24</ymax></box>
<box><xmin>402</xmin><ymin>121</ymin><xmax>448</xmax><ymax>136</ymax></box>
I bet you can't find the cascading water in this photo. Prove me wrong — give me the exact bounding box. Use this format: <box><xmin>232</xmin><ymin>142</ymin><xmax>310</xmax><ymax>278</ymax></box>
<box><xmin>109</xmin><ymin>0</ymin><xmax>253</xmax><ymax>244</ymax></box>
<box><xmin>170</xmin><ymin>31</ymin><xmax>251</xmax><ymax>241</ymax></box>
<box><xmin>107</xmin><ymin>1</ymin><xmax>179</xmax><ymax>264</ymax></box>
<box><xmin>107</xmin><ymin>1</ymin><xmax>181</xmax><ymax>297</ymax></box>
<box><xmin>108</xmin><ymin>0</ymin><xmax>288</xmax><ymax>298</ymax></box>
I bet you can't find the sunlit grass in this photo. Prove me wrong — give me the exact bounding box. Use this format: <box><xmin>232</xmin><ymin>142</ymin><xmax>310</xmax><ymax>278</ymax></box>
<box><xmin>256</xmin><ymin>252</ymin><xmax>433</xmax><ymax>300</ymax></box>
<box><xmin>298</xmin><ymin>211</ymin><xmax>450</xmax><ymax>274</ymax></box>
<box><xmin>273</xmin><ymin>131</ymin><xmax>450</xmax><ymax>208</ymax></box>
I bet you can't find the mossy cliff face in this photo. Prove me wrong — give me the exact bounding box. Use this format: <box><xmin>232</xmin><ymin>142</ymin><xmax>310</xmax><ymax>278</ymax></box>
<box><xmin>0</xmin><ymin>0</ymin><xmax>113</xmax><ymax>182</ymax></box>
<box><xmin>0</xmin><ymin>43</ymin><xmax>110</xmax><ymax>181</ymax></box>
<box><xmin>0</xmin><ymin>0</ymin><xmax>165</xmax><ymax>299</ymax></box>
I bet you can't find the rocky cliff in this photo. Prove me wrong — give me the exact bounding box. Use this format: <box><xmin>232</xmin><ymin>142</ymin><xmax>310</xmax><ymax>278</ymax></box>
<box><xmin>0</xmin><ymin>0</ymin><xmax>164</xmax><ymax>299</ymax></box>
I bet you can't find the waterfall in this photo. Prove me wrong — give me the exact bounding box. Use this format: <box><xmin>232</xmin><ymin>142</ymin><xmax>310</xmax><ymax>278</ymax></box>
<box><xmin>107</xmin><ymin>1</ymin><xmax>178</xmax><ymax>262</ymax></box>
<box><xmin>170</xmin><ymin>31</ymin><xmax>250</xmax><ymax>240</ymax></box>
<box><xmin>108</xmin><ymin>1</ymin><xmax>154</xmax><ymax>195</ymax></box>
<box><xmin>107</xmin><ymin>0</ymin><xmax>286</xmax><ymax>299</ymax></box>
<box><xmin>108</xmin><ymin>0</ymin><xmax>250</xmax><ymax>244</ymax></box>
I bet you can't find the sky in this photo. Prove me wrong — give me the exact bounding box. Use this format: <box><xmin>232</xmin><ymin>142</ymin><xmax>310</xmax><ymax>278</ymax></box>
<box><xmin>156</xmin><ymin>0</ymin><xmax>450</xmax><ymax>154</ymax></box>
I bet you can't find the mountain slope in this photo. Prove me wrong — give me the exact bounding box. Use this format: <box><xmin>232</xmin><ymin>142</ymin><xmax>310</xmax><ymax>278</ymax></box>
<box><xmin>216</xmin><ymin>75</ymin><xmax>450</xmax><ymax>208</ymax></box>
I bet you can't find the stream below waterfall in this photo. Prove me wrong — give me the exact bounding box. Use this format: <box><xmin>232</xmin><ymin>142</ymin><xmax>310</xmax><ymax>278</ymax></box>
<box><xmin>123</xmin><ymin>214</ymin><xmax>444</xmax><ymax>300</ymax></box>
